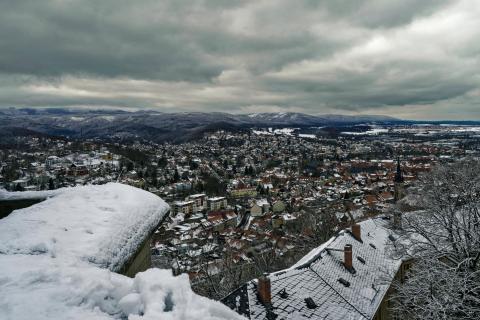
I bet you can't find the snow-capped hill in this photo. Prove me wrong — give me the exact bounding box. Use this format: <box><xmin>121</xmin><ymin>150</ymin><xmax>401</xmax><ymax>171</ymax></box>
<box><xmin>0</xmin><ymin>108</ymin><xmax>401</xmax><ymax>143</ymax></box>
<box><xmin>242</xmin><ymin>112</ymin><xmax>319</xmax><ymax>124</ymax></box>
<box><xmin>320</xmin><ymin>114</ymin><xmax>398</xmax><ymax>122</ymax></box>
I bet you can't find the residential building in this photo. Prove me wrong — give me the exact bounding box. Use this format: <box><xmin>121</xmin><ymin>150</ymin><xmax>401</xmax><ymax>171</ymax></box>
<box><xmin>207</xmin><ymin>197</ymin><xmax>227</xmax><ymax>211</ymax></box>
<box><xmin>222</xmin><ymin>217</ymin><xmax>406</xmax><ymax>320</ymax></box>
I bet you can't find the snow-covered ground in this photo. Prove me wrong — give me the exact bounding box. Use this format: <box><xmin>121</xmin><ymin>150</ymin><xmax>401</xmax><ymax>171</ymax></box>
<box><xmin>341</xmin><ymin>128</ymin><xmax>389</xmax><ymax>135</ymax></box>
<box><xmin>252</xmin><ymin>127</ymin><xmax>300</xmax><ymax>136</ymax></box>
<box><xmin>298</xmin><ymin>133</ymin><xmax>316</xmax><ymax>139</ymax></box>
<box><xmin>451</xmin><ymin>126</ymin><xmax>480</xmax><ymax>132</ymax></box>
<box><xmin>0</xmin><ymin>183</ymin><xmax>243</xmax><ymax>320</ymax></box>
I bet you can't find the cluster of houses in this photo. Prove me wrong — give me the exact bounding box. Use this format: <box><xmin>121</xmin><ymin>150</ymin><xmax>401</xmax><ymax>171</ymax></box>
<box><xmin>1</xmin><ymin>126</ymin><xmax>479</xmax><ymax>319</ymax></box>
<box><xmin>0</xmin><ymin>137</ymin><xmax>121</xmax><ymax>191</ymax></box>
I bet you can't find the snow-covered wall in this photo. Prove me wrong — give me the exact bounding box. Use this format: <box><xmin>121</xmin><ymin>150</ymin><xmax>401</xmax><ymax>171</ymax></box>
<box><xmin>0</xmin><ymin>187</ymin><xmax>63</xmax><ymax>201</ymax></box>
<box><xmin>0</xmin><ymin>183</ymin><xmax>169</xmax><ymax>271</ymax></box>
<box><xmin>0</xmin><ymin>183</ymin><xmax>244</xmax><ymax>320</ymax></box>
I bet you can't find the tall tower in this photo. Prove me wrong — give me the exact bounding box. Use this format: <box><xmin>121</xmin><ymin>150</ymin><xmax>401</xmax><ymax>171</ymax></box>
<box><xmin>394</xmin><ymin>157</ymin><xmax>404</xmax><ymax>203</ymax></box>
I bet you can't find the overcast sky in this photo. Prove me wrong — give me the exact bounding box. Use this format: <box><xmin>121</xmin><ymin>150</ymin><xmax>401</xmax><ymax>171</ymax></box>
<box><xmin>0</xmin><ymin>0</ymin><xmax>479</xmax><ymax>119</ymax></box>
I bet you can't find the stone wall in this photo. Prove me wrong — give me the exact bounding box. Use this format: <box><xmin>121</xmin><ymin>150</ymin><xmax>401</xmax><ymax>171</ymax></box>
<box><xmin>118</xmin><ymin>209</ymin><xmax>171</xmax><ymax>278</ymax></box>
<box><xmin>119</xmin><ymin>235</ymin><xmax>153</xmax><ymax>277</ymax></box>
<box><xmin>1</xmin><ymin>197</ymin><xmax>170</xmax><ymax>278</ymax></box>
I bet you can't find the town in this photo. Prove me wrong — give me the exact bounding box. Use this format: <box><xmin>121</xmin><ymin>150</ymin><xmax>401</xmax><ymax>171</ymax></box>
<box><xmin>2</xmin><ymin>124</ymin><xmax>479</xmax><ymax>299</ymax></box>
<box><xmin>2</xmin><ymin>1</ymin><xmax>480</xmax><ymax>318</ymax></box>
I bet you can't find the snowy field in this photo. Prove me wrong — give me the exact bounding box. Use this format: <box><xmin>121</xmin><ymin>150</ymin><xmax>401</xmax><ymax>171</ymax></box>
<box><xmin>341</xmin><ymin>128</ymin><xmax>389</xmax><ymax>135</ymax></box>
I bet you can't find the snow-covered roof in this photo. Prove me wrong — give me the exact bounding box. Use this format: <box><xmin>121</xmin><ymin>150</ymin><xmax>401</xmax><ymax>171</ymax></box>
<box><xmin>208</xmin><ymin>196</ymin><xmax>226</xmax><ymax>201</ymax></box>
<box><xmin>189</xmin><ymin>193</ymin><xmax>206</xmax><ymax>198</ymax></box>
<box><xmin>174</xmin><ymin>200</ymin><xmax>195</xmax><ymax>206</ymax></box>
<box><xmin>255</xmin><ymin>198</ymin><xmax>270</xmax><ymax>206</ymax></box>
<box><xmin>222</xmin><ymin>217</ymin><xmax>403</xmax><ymax>320</ymax></box>
<box><xmin>0</xmin><ymin>183</ymin><xmax>243</xmax><ymax>320</ymax></box>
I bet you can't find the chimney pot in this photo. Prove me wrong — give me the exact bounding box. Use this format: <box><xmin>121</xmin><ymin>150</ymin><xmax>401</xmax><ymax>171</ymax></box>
<box><xmin>352</xmin><ymin>224</ymin><xmax>361</xmax><ymax>241</ymax></box>
<box><xmin>344</xmin><ymin>244</ymin><xmax>353</xmax><ymax>270</ymax></box>
<box><xmin>258</xmin><ymin>273</ymin><xmax>271</xmax><ymax>305</ymax></box>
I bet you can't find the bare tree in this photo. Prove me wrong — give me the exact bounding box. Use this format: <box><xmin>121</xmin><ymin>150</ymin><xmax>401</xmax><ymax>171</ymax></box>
<box><xmin>193</xmin><ymin>248</ymin><xmax>257</xmax><ymax>300</ymax></box>
<box><xmin>298</xmin><ymin>204</ymin><xmax>340</xmax><ymax>246</ymax></box>
<box><xmin>192</xmin><ymin>245</ymin><xmax>297</xmax><ymax>300</ymax></box>
<box><xmin>389</xmin><ymin>159</ymin><xmax>480</xmax><ymax>319</ymax></box>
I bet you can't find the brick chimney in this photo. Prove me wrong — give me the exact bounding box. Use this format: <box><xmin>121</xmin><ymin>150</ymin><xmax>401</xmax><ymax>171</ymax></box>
<box><xmin>344</xmin><ymin>244</ymin><xmax>353</xmax><ymax>270</ymax></box>
<box><xmin>352</xmin><ymin>224</ymin><xmax>361</xmax><ymax>241</ymax></box>
<box><xmin>258</xmin><ymin>273</ymin><xmax>271</xmax><ymax>305</ymax></box>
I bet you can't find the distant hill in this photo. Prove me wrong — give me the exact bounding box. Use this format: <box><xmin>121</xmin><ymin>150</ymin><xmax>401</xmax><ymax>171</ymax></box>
<box><xmin>0</xmin><ymin>108</ymin><xmax>402</xmax><ymax>143</ymax></box>
<box><xmin>242</xmin><ymin>112</ymin><xmax>397</xmax><ymax>125</ymax></box>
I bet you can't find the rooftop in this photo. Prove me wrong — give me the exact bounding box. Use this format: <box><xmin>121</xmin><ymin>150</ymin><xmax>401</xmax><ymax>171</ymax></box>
<box><xmin>222</xmin><ymin>217</ymin><xmax>402</xmax><ymax>320</ymax></box>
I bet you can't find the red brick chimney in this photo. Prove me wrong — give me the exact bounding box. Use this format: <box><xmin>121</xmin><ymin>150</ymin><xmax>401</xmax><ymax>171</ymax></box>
<box><xmin>344</xmin><ymin>244</ymin><xmax>353</xmax><ymax>270</ymax></box>
<box><xmin>352</xmin><ymin>224</ymin><xmax>361</xmax><ymax>241</ymax></box>
<box><xmin>258</xmin><ymin>273</ymin><xmax>271</xmax><ymax>305</ymax></box>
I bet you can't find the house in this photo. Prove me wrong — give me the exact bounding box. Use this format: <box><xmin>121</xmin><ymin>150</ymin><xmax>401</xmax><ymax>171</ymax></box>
<box><xmin>173</xmin><ymin>200</ymin><xmax>195</xmax><ymax>216</ymax></box>
<box><xmin>230</xmin><ymin>187</ymin><xmax>258</xmax><ymax>198</ymax></box>
<box><xmin>45</xmin><ymin>155</ymin><xmax>60</xmax><ymax>168</ymax></box>
<box><xmin>222</xmin><ymin>217</ymin><xmax>406</xmax><ymax>320</ymax></box>
<box><xmin>206</xmin><ymin>210</ymin><xmax>238</xmax><ymax>232</ymax></box>
<box><xmin>68</xmin><ymin>163</ymin><xmax>88</xmax><ymax>176</ymax></box>
<box><xmin>271</xmin><ymin>214</ymin><xmax>285</xmax><ymax>229</ymax></box>
<box><xmin>187</xmin><ymin>193</ymin><xmax>207</xmax><ymax>211</ymax></box>
<box><xmin>207</xmin><ymin>196</ymin><xmax>227</xmax><ymax>211</ymax></box>
<box><xmin>272</xmin><ymin>200</ymin><xmax>286</xmax><ymax>213</ymax></box>
<box><xmin>251</xmin><ymin>199</ymin><xmax>270</xmax><ymax>217</ymax></box>
<box><xmin>250</xmin><ymin>204</ymin><xmax>262</xmax><ymax>217</ymax></box>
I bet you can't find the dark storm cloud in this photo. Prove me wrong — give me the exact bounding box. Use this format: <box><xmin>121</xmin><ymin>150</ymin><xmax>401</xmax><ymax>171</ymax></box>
<box><xmin>0</xmin><ymin>0</ymin><xmax>478</xmax><ymax>119</ymax></box>
<box><xmin>0</xmin><ymin>0</ymin><xmax>226</xmax><ymax>81</ymax></box>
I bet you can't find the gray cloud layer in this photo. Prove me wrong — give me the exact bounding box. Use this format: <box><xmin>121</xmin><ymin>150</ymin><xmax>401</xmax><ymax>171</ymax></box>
<box><xmin>0</xmin><ymin>0</ymin><xmax>479</xmax><ymax>119</ymax></box>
